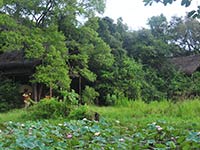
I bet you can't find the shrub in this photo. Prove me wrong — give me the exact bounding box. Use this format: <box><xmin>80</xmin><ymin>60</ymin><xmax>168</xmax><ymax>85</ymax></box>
<box><xmin>0</xmin><ymin>101</ymin><xmax>11</xmax><ymax>112</ymax></box>
<box><xmin>0</xmin><ymin>78</ymin><xmax>22</xmax><ymax>112</ymax></box>
<box><xmin>68</xmin><ymin>105</ymin><xmax>93</xmax><ymax>120</ymax></box>
<box><xmin>82</xmin><ymin>86</ymin><xmax>99</xmax><ymax>105</ymax></box>
<box><xmin>25</xmin><ymin>98</ymin><xmax>70</xmax><ymax>120</ymax></box>
<box><xmin>60</xmin><ymin>89</ymin><xmax>79</xmax><ymax>105</ymax></box>
<box><xmin>105</xmin><ymin>94</ymin><xmax>116</xmax><ymax>106</ymax></box>
<box><xmin>105</xmin><ymin>91</ymin><xmax>127</xmax><ymax>106</ymax></box>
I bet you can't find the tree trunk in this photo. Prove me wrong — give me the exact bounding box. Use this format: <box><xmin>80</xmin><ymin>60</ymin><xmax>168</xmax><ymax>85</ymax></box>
<box><xmin>79</xmin><ymin>76</ymin><xmax>82</xmax><ymax>104</ymax></box>
<box><xmin>38</xmin><ymin>84</ymin><xmax>43</xmax><ymax>100</ymax></box>
<box><xmin>33</xmin><ymin>83</ymin><xmax>38</xmax><ymax>102</ymax></box>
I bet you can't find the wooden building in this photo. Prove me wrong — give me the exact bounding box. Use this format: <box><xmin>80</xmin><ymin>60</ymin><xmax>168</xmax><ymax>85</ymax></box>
<box><xmin>170</xmin><ymin>54</ymin><xmax>200</xmax><ymax>75</ymax></box>
<box><xmin>0</xmin><ymin>51</ymin><xmax>41</xmax><ymax>101</ymax></box>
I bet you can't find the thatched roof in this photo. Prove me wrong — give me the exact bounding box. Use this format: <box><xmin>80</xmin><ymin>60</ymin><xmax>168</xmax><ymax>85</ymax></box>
<box><xmin>170</xmin><ymin>54</ymin><xmax>200</xmax><ymax>75</ymax></box>
<box><xmin>0</xmin><ymin>51</ymin><xmax>40</xmax><ymax>75</ymax></box>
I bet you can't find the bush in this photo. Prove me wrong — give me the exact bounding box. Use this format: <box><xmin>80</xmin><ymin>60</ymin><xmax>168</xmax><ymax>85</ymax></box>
<box><xmin>105</xmin><ymin>94</ymin><xmax>117</xmax><ymax>106</ymax></box>
<box><xmin>0</xmin><ymin>101</ymin><xmax>11</xmax><ymax>112</ymax></box>
<box><xmin>25</xmin><ymin>98</ymin><xmax>70</xmax><ymax>120</ymax></box>
<box><xmin>82</xmin><ymin>86</ymin><xmax>99</xmax><ymax>105</ymax></box>
<box><xmin>0</xmin><ymin>78</ymin><xmax>22</xmax><ymax>112</ymax></box>
<box><xmin>68</xmin><ymin>105</ymin><xmax>93</xmax><ymax>120</ymax></box>
<box><xmin>60</xmin><ymin>89</ymin><xmax>79</xmax><ymax>105</ymax></box>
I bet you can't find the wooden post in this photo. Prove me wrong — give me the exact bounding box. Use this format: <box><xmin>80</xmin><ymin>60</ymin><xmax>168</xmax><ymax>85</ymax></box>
<box><xmin>38</xmin><ymin>84</ymin><xmax>43</xmax><ymax>100</ymax></box>
<box><xmin>33</xmin><ymin>83</ymin><xmax>38</xmax><ymax>102</ymax></box>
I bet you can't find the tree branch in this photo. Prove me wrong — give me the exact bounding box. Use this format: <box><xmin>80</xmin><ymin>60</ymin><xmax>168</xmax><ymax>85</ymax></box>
<box><xmin>36</xmin><ymin>0</ymin><xmax>55</xmax><ymax>27</ymax></box>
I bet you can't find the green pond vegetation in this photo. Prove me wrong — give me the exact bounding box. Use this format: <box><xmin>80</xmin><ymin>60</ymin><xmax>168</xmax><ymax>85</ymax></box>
<box><xmin>1</xmin><ymin>99</ymin><xmax>200</xmax><ymax>149</ymax></box>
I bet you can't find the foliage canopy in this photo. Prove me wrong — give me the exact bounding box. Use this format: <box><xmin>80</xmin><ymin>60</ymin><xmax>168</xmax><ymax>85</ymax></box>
<box><xmin>1</xmin><ymin>0</ymin><xmax>200</xmax><ymax>108</ymax></box>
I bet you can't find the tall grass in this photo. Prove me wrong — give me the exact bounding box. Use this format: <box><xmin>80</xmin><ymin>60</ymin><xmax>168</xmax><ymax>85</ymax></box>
<box><xmin>90</xmin><ymin>99</ymin><xmax>200</xmax><ymax>127</ymax></box>
<box><xmin>0</xmin><ymin>109</ymin><xmax>28</xmax><ymax>123</ymax></box>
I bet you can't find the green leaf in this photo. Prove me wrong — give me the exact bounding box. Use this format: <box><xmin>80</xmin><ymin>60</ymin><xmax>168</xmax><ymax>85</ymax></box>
<box><xmin>155</xmin><ymin>143</ymin><xmax>166</xmax><ymax>148</ymax></box>
<box><xmin>163</xmin><ymin>0</ymin><xmax>169</xmax><ymax>5</ymax></box>
<box><xmin>143</xmin><ymin>0</ymin><xmax>153</xmax><ymax>6</ymax></box>
<box><xmin>188</xmin><ymin>10</ymin><xmax>196</xmax><ymax>17</ymax></box>
<box><xmin>181</xmin><ymin>0</ymin><xmax>191</xmax><ymax>7</ymax></box>
<box><xmin>185</xmin><ymin>0</ymin><xmax>191</xmax><ymax>7</ymax></box>
<box><xmin>168</xmin><ymin>0</ymin><xmax>174</xmax><ymax>4</ymax></box>
<box><xmin>167</xmin><ymin>141</ymin><xmax>176</xmax><ymax>148</ymax></box>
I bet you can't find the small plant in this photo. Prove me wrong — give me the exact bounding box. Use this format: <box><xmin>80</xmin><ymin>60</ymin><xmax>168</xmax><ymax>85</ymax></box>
<box><xmin>105</xmin><ymin>94</ymin><xmax>117</xmax><ymax>106</ymax></box>
<box><xmin>60</xmin><ymin>89</ymin><xmax>79</xmax><ymax>105</ymax></box>
<box><xmin>82</xmin><ymin>86</ymin><xmax>99</xmax><ymax>105</ymax></box>
<box><xmin>68</xmin><ymin>105</ymin><xmax>92</xmax><ymax>120</ymax></box>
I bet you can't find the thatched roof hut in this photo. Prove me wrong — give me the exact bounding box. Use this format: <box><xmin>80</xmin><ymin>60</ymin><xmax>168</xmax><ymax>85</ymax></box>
<box><xmin>170</xmin><ymin>54</ymin><xmax>200</xmax><ymax>75</ymax></box>
<box><xmin>0</xmin><ymin>51</ymin><xmax>42</xmax><ymax>101</ymax></box>
<box><xmin>0</xmin><ymin>51</ymin><xmax>40</xmax><ymax>75</ymax></box>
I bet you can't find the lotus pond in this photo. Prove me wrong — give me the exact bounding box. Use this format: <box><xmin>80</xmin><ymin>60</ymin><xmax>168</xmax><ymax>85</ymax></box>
<box><xmin>0</xmin><ymin>118</ymin><xmax>200</xmax><ymax>149</ymax></box>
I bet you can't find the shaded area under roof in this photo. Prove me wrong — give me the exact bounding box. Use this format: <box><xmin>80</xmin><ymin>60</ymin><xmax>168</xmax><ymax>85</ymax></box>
<box><xmin>0</xmin><ymin>51</ymin><xmax>40</xmax><ymax>75</ymax></box>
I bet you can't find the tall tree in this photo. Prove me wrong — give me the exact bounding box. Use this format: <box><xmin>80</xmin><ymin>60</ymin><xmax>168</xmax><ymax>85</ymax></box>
<box><xmin>0</xmin><ymin>14</ymin><xmax>71</xmax><ymax>98</ymax></box>
<box><xmin>168</xmin><ymin>16</ymin><xmax>200</xmax><ymax>54</ymax></box>
<box><xmin>1</xmin><ymin>0</ymin><xmax>106</xmax><ymax>27</ymax></box>
<box><xmin>30</xmin><ymin>26</ymin><xmax>71</xmax><ymax>97</ymax></box>
<box><xmin>0</xmin><ymin>0</ymin><xmax>108</xmax><ymax>100</ymax></box>
<box><xmin>147</xmin><ymin>14</ymin><xmax>168</xmax><ymax>39</ymax></box>
<box><xmin>123</xmin><ymin>28</ymin><xmax>173</xmax><ymax>68</ymax></box>
<box><xmin>92</xmin><ymin>17</ymin><xmax>148</xmax><ymax>104</ymax></box>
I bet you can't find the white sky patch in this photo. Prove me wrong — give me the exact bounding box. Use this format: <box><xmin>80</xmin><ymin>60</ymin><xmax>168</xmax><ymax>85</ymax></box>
<box><xmin>103</xmin><ymin>0</ymin><xmax>199</xmax><ymax>30</ymax></box>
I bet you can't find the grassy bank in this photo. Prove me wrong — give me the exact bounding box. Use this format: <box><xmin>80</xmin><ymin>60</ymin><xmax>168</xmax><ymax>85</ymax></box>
<box><xmin>1</xmin><ymin>99</ymin><xmax>200</xmax><ymax>127</ymax></box>
<box><xmin>0</xmin><ymin>109</ymin><xmax>28</xmax><ymax>123</ymax></box>
<box><xmin>90</xmin><ymin>99</ymin><xmax>200</xmax><ymax>129</ymax></box>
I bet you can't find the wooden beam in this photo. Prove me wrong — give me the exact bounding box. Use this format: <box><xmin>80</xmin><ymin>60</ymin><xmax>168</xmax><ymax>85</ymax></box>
<box><xmin>33</xmin><ymin>83</ymin><xmax>38</xmax><ymax>102</ymax></box>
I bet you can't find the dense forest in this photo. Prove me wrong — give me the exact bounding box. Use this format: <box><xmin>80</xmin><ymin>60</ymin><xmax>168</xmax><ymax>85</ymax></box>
<box><xmin>1</xmin><ymin>0</ymin><xmax>200</xmax><ymax>112</ymax></box>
